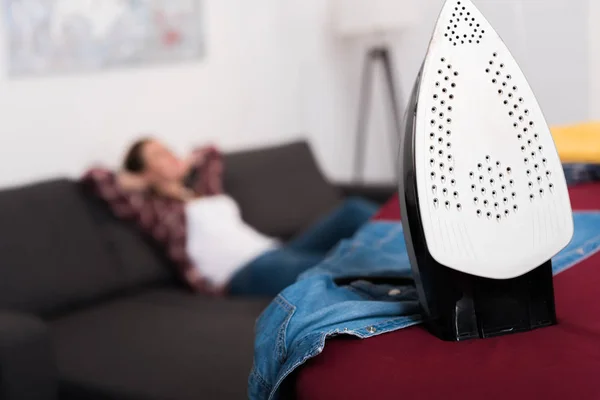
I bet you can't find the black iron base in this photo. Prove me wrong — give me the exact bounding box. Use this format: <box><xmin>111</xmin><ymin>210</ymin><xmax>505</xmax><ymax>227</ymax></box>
<box><xmin>399</xmin><ymin>63</ymin><xmax>558</xmax><ymax>341</ymax></box>
<box><xmin>418</xmin><ymin>258</ymin><xmax>556</xmax><ymax>341</ymax></box>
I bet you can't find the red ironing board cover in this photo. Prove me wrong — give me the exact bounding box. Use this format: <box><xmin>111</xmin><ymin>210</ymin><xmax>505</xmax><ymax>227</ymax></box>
<box><xmin>296</xmin><ymin>183</ymin><xmax>600</xmax><ymax>400</ymax></box>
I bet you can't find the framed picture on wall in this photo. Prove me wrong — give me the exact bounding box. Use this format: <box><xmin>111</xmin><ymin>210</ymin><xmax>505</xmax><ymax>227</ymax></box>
<box><xmin>3</xmin><ymin>0</ymin><xmax>205</xmax><ymax>76</ymax></box>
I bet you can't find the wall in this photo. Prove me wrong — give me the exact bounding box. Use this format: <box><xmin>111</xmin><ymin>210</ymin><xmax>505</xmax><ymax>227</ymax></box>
<box><xmin>0</xmin><ymin>0</ymin><xmax>595</xmax><ymax>188</ymax></box>
<box><xmin>590</xmin><ymin>0</ymin><xmax>600</xmax><ymax>119</ymax></box>
<box><xmin>0</xmin><ymin>0</ymin><xmax>306</xmax><ymax>188</ymax></box>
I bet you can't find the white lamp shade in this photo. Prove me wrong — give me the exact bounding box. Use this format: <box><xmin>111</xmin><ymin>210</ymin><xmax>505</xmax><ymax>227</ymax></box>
<box><xmin>332</xmin><ymin>0</ymin><xmax>420</xmax><ymax>38</ymax></box>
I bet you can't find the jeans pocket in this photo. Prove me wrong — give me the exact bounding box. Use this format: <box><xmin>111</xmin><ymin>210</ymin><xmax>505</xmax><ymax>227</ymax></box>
<box><xmin>347</xmin><ymin>280</ymin><xmax>419</xmax><ymax>302</ymax></box>
<box><xmin>253</xmin><ymin>295</ymin><xmax>296</xmax><ymax>392</ymax></box>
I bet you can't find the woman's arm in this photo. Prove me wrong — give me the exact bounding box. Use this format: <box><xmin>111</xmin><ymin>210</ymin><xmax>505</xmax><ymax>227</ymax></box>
<box><xmin>81</xmin><ymin>168</ymin><xmax>145</xmax><ymax>219</ymax></box>
<box><xmin>116</xmin><ymin>170</ymin><xmax>148</xmax><ymax>192</ymax></box>
<box><xmin>185</xmin><ymin>146</ymin><xmax>224</xmax><ymax>195</ymax></box>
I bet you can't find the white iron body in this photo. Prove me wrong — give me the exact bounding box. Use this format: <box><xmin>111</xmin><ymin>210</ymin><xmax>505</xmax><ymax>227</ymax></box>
<box><xmin>412</xmin><ymin>0</ymin><xmax>574</xmax><ymax>279</ymax></box>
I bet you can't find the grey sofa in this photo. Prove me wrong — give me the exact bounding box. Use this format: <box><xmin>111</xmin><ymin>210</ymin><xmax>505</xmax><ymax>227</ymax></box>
<box><xmin>0</xmin><ymin>141</ymin><xmax>395</xmax><ymax>400</ymax></box>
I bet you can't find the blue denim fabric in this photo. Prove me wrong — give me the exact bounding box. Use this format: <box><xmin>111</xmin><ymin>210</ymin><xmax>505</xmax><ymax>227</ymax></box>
<box><xmin>552</xmin><ymin>212</ymin><xmax>600</xmax><ymax>274</ymax></box>
<box><xmin>229</xmin><ymin>197</ymin><xmax>378</xmax><ymax>296</ymax></box>
<box><xmin>249</xmin><ymin>213</ymin><xmax>600</xmax><ymax>400</ymax></box>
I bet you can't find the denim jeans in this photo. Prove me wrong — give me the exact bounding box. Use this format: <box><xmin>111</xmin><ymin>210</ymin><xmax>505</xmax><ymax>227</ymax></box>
<box><xmin>229</xmin><ymin>197</ymin><xmax>379</xmax><ymax>296</ymax></box>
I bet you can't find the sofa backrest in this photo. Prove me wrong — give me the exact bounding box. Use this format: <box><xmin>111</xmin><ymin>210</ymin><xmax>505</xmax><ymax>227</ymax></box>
<box><xmin>0</xmin><ymin>180</ymin><xmax>125</xmax><ymax>315</ymax></box>
<box><xmin>0</xmin><ymin>179</ymin><xmax>177</xmax><ymax>316</ymax></box>
<box><xmin>80</xmin><ymin>188</ymin><xmax>176</xmax><ymax>289</ymax></box>
<box><xmin>224</xmin><ymin>141</ymin><xmax>343</xmax><ymax>239</ymax></box>
<box><xmin>0</xmin><ymin>141</ymin><xmax>341</xmax><ymax>315</ymax></box>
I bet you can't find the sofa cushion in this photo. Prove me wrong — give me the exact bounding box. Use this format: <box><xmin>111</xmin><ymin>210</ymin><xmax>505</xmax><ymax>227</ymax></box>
<box><xmin>80</xmin><ymin>189</ymin><xmax>175</xmax><ymax>289</ymax></box>
<box><xmin>0</xmin><ymin>180</ymin><xmax>119</xmax><ymax>315</ymax></box>
<box><xmin>50</xmin><ymin>288</ymin><xmax>269</xmax><ymax>400</ymax></box>
<box><xmin>224</xmin><ymin>141</ymin><xmax>342</xmax><ymax>239</ymax></box>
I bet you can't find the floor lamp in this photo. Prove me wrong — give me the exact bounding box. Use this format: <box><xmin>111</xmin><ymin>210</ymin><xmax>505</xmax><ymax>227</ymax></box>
<box><xmin>332</xmin><ymin>0</ymin><xmax>420</xmax><ymax>183</ymax></box>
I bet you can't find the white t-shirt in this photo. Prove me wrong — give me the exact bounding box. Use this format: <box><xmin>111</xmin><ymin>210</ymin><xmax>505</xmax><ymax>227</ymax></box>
<box><xmin>185</xmin><ymin>195</ymin><xmax>279</xmax><ymax>287</ymax></box>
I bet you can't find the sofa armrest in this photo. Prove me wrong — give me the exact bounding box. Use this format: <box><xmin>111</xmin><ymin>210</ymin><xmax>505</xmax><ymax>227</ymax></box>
<box><xmin>335</xmin><ymin>183</ymin><xmax>397</xmax><ymax>205</ymax></box>
<box><xmin>0</xmin><ymin>311</ymin><xmax>57</xmax><ymax>400</ymax></box>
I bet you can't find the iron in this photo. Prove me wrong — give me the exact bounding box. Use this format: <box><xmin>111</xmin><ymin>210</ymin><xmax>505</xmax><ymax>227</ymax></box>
<box><xmin>399</xmin><ymin>0</ymin><xmax>574</xmax><ymax>341</ymax></box>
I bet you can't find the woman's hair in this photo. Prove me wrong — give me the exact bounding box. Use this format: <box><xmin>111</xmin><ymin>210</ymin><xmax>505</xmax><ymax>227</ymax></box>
<box><xmin>123</xmin><ymin>138</ymin><xmax>151</xmax><ymax>173</ymax></box>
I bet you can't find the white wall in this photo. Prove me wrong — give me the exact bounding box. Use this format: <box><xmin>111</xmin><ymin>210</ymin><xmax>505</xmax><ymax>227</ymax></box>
<box><xmin>0</xmin><ymin>0</ymin><xmax>307</xmax><ymax>188</ymax></box>
<box><xmin>590</xmin><ymin>0</ymin><xmax>600</xmax><ymax>119</ymax></box>
<box><xmin>0</xmin><ymin>0</ymin><xmax>595</xmax><ymax>188</ymax></box>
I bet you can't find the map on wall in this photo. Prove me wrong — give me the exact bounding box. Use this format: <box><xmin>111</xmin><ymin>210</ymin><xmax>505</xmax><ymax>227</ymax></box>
<box><xmin>4</xmin><ymin>0</ymin><xmax>204</xmax><ymax>76</ymax></box>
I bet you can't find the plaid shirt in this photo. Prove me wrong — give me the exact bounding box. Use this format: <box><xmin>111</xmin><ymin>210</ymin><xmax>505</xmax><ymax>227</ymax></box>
<box><xmin>81</xmin><ymin>146</ymin><xmax>224</xmax><ymax>294</ymax></box>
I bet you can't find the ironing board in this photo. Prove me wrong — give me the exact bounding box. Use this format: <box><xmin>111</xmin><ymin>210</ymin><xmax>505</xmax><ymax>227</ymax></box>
<box><xmin>295</xmin><ymin>183</ymin><xmax>600</xmax><ymax>400</ymax></box>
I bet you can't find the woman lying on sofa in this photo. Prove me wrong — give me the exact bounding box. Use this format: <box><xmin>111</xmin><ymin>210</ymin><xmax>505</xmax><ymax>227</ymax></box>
<box><xmin>83</xmin><ymin>138</ymin><xmax>377</xmax><ymax>296</ymax></box>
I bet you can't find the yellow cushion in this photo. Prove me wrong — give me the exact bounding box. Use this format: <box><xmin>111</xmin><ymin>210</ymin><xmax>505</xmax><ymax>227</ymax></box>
<box><xmin>551</xmin><ymin>122</ymin><xmax>600</xmax><ymax>164</ymax></box>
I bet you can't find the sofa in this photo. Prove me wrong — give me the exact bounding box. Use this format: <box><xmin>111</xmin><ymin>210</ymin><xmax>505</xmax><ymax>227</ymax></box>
<box><xmin>0</xmin><ymin>141</ymin><xmax>395</xmax><ymax>400</ymax></box>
